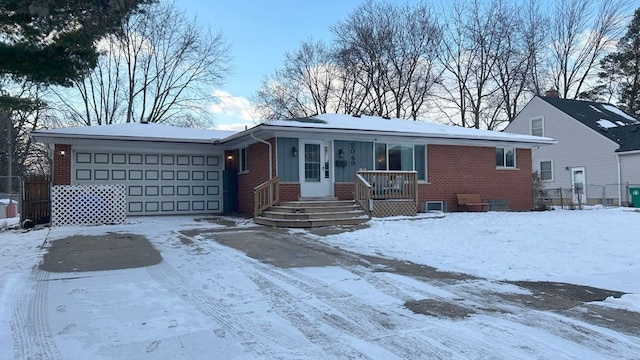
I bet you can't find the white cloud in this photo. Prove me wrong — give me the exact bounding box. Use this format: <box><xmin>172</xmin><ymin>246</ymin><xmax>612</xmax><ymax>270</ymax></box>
<box><xmin>208</xmin><ymin>89</ymin><xmax>262</xmax><ymax>131</ymax></box>
<box><xmin>209</xmin><ymin>89</ymin><xmax>257</xmax><ymax>121</ymax></box>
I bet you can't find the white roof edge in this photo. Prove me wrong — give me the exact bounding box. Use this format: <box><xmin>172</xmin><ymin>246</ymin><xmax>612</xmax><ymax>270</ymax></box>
<box><xmin>30</xmin><ymin>132</ymin><xmax>217</xmax><ymax>144</ymax></box>
<box><xmin>257</xmin><ymin>124</ymin><xmax>557</xmax><ymax>146</ymax></box>
<box><xmin>30</xmin><ymin>116</ymin><xmax>557</xmax><ymax>147</ymax></box>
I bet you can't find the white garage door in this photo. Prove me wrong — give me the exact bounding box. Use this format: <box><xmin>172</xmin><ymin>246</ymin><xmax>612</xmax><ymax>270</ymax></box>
<box><xmin>72</xmin><ymin>150</ymin><xmax>223</xmax><ymax>215</ymax></box>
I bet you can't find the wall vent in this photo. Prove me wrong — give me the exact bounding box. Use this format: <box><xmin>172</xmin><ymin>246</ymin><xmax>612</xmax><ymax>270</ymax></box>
<box><xmin>423</xmin><ymin>201</ymin><xmax>446</xmax><ymax>212</ymax></box>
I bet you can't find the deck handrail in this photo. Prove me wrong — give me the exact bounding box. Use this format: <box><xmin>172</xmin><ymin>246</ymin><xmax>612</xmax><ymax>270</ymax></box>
<box><xmin>353</xmin><ymin>173</ymin><xmax>373</xmax><ymax>217</ymax></box>
<box><xmin>254</xmin><ymin>176</ymin><xmax>279</xmax><ymax>217</ymax></box>
<box><xmin>356</xmin><ymin>170</ymin><xmax>418</xmax><ymax>207</ymax></box>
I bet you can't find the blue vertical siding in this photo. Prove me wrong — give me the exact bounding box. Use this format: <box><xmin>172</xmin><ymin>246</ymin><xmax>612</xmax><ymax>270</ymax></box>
<box><xmin>334</xmin><ymin>140</ymin><xmax>373</xmax><ymax>182</ymax></box>
<box><xmin>277</xmin><ymin>137</ymin><xmax>299</xmax><ymax>181</ymax></box>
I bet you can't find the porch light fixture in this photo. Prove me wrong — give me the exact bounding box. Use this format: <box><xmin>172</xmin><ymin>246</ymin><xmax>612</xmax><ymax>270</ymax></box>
<box><xmin>59</xmin><ymin>150</ymin><xmax>66</xmax><ymax>157</ymax></box>
<box><xmin>227</xmin><ymin>154</ymin><xmax>233</xmax><ymax>161</ymax></box>
<box><xmin>338</xmin><ymin>149</ymin><xmax>344</xmax><ymax>159</ymax></box>
<box><xmin>292</xmin><ymin>146</ymin><xmax>297</xmax><ymax>157</ymax></box>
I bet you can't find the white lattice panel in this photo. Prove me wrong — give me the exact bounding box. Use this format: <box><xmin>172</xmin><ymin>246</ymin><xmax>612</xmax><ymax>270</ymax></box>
<box><xmin>52</xmin><ymin>185</ymin><xmax>126</xmax><ymax>226</ymax></box>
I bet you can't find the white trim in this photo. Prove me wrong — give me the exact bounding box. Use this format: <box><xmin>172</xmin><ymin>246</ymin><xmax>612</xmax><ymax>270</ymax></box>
<box><xmin>617</xmin><ymin>153</ymin><xmax>622</xmax><ymax>206</ymax></box>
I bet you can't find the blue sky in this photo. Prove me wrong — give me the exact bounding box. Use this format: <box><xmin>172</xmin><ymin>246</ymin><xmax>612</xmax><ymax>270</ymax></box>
<box><xmin>178</xmin><ymin>1</ymin><xmax>365</xmax><ymax>130</ymax></box>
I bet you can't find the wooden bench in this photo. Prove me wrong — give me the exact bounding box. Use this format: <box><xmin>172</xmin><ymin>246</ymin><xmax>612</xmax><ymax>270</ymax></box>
<box><xmin>456</xmin><ymin>194</ymin><xmax>489</xmax><ymax>212</ymax></box>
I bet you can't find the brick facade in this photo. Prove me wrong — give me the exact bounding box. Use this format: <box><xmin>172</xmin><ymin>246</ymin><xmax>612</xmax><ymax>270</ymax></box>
<box><xmin>279</xmin><ymin>183</ymin><xmax>301</xmax><ymax>202</ymax></box>
<box><xmin>237</xmin><ymin>139</ymin><xmax>277</xmax><ymax>215</ymax></box>
<box><xmin>420</xmin><ymin>145</ymin><xmax>533</xmax><ymax>211</ymax></box>
<box><xmin>334</xmin><ymin>183</ymin><xmax>353</xmax><ymax>200</ymax></box>
<box><xmin>53</xmin><ymin>144</ymin><xmax>72</xmax><ymax>185</ymax></box>
<box><xmin>235</xmin><ymin>141</ymin><xmax>533</xmax><ymax>215</ymax></box>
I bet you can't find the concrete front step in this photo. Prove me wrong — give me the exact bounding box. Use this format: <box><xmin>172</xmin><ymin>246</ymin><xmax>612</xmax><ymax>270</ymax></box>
<box><xmin>280</xmin><ymin>200</ymin><xmax>357</xmax><ymax>208</ymax></box>
<box><xmin>270</xmin><ymin>205</ymin><xmax>361</xmax><ymax>214</ymax></box>
<box><xmin>262</xmin><ymin>210</ymin><xmax>366</xmax><ymax>220</ymax></box>
<box><xmin>254</xmin><ymin>215</ymin><xmax>369</xmax><ymax>228</ymax></box>
<box><xmin>256</xmin><ymin>199</ymin><xmax>370</xmax><ymax>228</ymax></box>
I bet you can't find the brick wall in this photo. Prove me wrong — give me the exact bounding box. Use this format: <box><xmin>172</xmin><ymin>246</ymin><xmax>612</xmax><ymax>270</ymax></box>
<box><xmin>53</xmin><ymin>144</ymin><xmax>71</xmax><ymax>185</ymax></box>
<box><xmin>236</xmin><ymin>141</ymin><xmax>534</xmax><ymax>215</ymax></box>
<box><xmin>334</xmin><ymin>183</ymin><xmax>353</xmax><ymax>200</ymax></box>
<box><xmin>237</xmin><ymin>139</ymin><xmax>277</xmax><ymax>215</ymax></box>
<box><xmin>420</xmin><ymin>145</ymin><xmax>533</xmax><ymax>211</ymax></box>
<box><xmin>279</xmin><ymin>183</ymin><xmax>300</xmax><ymax>202</ymax></box>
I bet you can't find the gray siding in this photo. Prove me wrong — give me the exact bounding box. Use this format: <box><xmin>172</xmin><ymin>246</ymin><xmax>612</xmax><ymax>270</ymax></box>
<box><xmin>620</xmin><ymin>153</ymin><xmax>640</xmax><ymax>187</ymax></box>
<box><xmin>277</xmin><ymin>137</ymin><xmax>299</xmax><ymax>181</ymax></box>
<box><xmin>506</xmin><ymin>97</ymin><xmax>620</xmax><ymax>199</ymax></box>
<box><xmin>334</xmin><ymin>140</ymin><xmax>373</xmax><ymax>182</ymax></box>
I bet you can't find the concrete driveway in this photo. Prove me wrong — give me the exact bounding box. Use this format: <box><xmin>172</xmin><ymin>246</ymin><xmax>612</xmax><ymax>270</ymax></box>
<box><xmin>7</xmin><ymin>217</ymin><xmax>640</xmax><ymax>359</ymax></box>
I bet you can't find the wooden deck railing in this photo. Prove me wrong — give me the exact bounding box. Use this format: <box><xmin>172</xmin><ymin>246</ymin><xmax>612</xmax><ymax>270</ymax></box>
<box><xmin>356</xmin><ymin>170</ymin><xmax>418</xmax><ymax>206</ymax></box>
<box><xmin>353</xmin><ymin>173</ymin><xmax>373</xmax><ymax>217</ymax></box>
<box><xmin>254</xmin><ymin>176</ymin><xmax>279</xmax><ymax>217</ymax></box>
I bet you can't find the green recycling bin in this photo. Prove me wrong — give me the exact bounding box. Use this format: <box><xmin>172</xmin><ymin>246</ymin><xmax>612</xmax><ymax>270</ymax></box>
<box><xmin>630</xmin><ymin>187</ymin><xmax>640</xmax><ymax>208</ymax></box>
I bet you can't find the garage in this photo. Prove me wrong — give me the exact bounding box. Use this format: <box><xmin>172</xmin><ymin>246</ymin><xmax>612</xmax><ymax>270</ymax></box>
<box><xmin>30</xmin><ymin>123</ymin><xmax>235</xmax><ymax>216</ymax></box>
<box><xmin>72</xmin><ymin>147</ymin><xmax>223</xmax><ymax>215</ymax></box>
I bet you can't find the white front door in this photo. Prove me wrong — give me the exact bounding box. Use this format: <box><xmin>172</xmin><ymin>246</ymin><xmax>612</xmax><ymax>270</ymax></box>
<box><xmin>571</xmin><ymin>167</ymin><xmax>586</xmax><ymax>204</ymax></box>
<box><xmin>299</xmin><ymin>140</ymin><xmax>332</xmax><ymax>197</ymax></box>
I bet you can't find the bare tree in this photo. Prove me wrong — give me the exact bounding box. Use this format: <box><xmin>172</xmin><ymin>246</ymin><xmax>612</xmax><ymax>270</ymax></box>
<box><xmin>255</xmin><ymin>1</ymin><xmax>443</xmax><ymax>121</ymax></box>
<box><xmin>492</xmin><ymin>0</ymin><xmax>549</xmax><ymax>125</ymax></box>
<box><xmin>547</xmin><ymin>0</ymin><xmax>631</xmax><ymax>99</ymax></box>
<box><xmin>436</xmin><ymin>0</ymin><xmax>511</xmax><ymax>129</ymax></box>
<box><xmin>0</xmin><ymin>83</ymin><xmax>51</xmax><ymax>182</ymax></box>
<box><xmin>51</xmin><ymin>1</ymin><xmax>232</xmax><ymax>126</ymax></box>
<box><xmin>332</xmin><ymin>1</ymin><xmax>443</xmax><ymax>119</ymax></box>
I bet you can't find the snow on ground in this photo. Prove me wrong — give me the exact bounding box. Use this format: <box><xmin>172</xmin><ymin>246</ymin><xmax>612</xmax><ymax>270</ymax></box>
<box><xmin>0</xmin><ymin>208</ymin><xmax>638</xmax><ymax>359</ymax></box>
<box><xmin>310</xmin><ymin>207</ymin><xmax>640</xmax><ymax>296</ymax></box>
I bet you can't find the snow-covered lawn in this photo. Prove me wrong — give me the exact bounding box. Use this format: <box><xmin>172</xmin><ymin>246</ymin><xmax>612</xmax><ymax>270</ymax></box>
<box><xmin>312</xmin><ymin>207</ymin><xmax>640</xmax><ymax>297</ymax></box>
<box><xmin>0</xmin><ymin>207</ymin><xmax>638</xmax><ymax>359</ymax></box>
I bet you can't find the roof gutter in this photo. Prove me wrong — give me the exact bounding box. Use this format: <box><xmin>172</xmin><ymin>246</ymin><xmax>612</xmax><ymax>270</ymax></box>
<box><xmin>251</xmin><ymin>132</ymin><xmax>272</xmax><ymax>179</ymax></box>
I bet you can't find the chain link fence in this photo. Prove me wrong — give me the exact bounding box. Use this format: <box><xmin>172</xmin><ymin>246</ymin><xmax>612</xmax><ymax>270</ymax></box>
<box><xmin>534</xmin><ymin>183</ymin><xmax>640</xmax><ymax>210</ymax></box>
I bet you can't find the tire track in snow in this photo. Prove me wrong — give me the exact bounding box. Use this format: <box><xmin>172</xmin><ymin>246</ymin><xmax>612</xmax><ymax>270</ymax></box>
<box><xmin>243</xmin><ymin>269</ymin><xmax>375</xmax><ymax>360</ymax></box>
<box><xmin>207</xmin><ymin>231</ymin><xmax>640</xmax><ymax>359</ymax></box>
<box><xmin>224</xmin><ymin>250</ymin><xmax>458</xmax><ymax>359</ymax></box>
<box><xmin>199</xmin><ymin>231</ymin><xmax>497</xmax><ymax>358</ymax></box>
<box><xmin>11</xmin><ymin>267</ymin><xmax>60</xmax><ymax>360</ymax></box>
<box><xmin>352</xmin><ymin>267</ymin><xmax>640</xmax><ymax>358</ymax></box>
<box><xmin>147</xmin><ymin>260</ymin><xmax>314</xmax><ymax>359</ymax></box>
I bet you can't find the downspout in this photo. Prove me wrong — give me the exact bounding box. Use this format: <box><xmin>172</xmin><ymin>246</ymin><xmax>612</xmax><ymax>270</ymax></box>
<box><xmin>616</xmin><ymin>153</ymin><xmax>622</xmax><ymax>206</ymax></box>
<box><xmin>250</xmin><ymin>132</ymin><xmax>272</xmax><ymax>179</ymax></box>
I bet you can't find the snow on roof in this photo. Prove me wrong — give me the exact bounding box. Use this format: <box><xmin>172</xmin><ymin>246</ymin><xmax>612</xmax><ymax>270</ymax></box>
<box><xmin>602</xmin><ymin>104</ymin><xmax>638</xmax><ymax>122</ymax></box>
<box><xmin>589</xmin><ymin>105</ymin><xmax>604</xmax><ymax>114</ymax></box>
<box><xmin>597</xmin><ymin>119</ymin><xmax>618</xmax><ymax>129</ymax></box>
<box><xmin>31</xmin><ymin>122</ymin><xmax>237</xmax><ymax>143</ymax></box>
<box><xmin>265</xmin><ymin>114</ymin><xmax>554</xmax><ymax>143</ymax></box>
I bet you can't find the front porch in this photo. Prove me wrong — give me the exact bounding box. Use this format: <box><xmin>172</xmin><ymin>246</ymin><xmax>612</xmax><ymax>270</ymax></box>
<box><xmin>354</xmin><ymin>170</ymin><xmax>419</xmax><ymax>218</ymax></box>
<box><xmin>253</xmin><ymin>170</ymin><xmax>419</xmax><ymax>227</ymax></box>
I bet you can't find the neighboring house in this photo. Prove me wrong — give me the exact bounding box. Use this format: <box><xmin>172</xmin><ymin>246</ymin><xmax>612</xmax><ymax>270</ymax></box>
<box><xmin>506</xmin><ymin>95</ymin><xmax>640</xmax><ymax>206</ymax></box>
<box><xmin>31</xmin><ymin>114</ymin><xmax>554</xmax><ymax>219</ymax></box>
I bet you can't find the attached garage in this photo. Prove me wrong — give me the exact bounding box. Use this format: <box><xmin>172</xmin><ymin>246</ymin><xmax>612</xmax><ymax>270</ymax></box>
<box><xmin>30</xmin><ymin>123</ymin><xmax>236</xmax><ymax>216</ymax></box>
<box><xmin>72</xmin><ymin>147</ymin><xmax>223</xmax><ymax>215</ymax></box>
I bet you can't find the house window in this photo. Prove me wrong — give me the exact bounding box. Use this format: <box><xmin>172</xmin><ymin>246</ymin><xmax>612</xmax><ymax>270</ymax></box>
<box><xmin>530</xmin><ymin>117</ymin><xmax>544</xmax><ymax>136</ymax></box>
<box><xmin>496</xmin><ymin>147</ymin><xmax>516</xmax><ymax>168</ymax></box>
<box><xmin>374</xmin><ymin>143</ymin><xmax>426</xmax><ymax>180</ymax></box>
<box><xmin>239</xmin><ymin>147</ymin><xmax>249</xmax><ymax>172</ymax></box>
<box><xmin>539</xmin><ymin>160</ymin><xmax>553</xmax><ymax>181</ymax></box>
